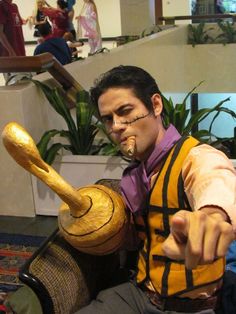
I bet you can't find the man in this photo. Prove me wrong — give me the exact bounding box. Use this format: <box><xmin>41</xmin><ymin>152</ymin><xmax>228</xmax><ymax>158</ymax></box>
<box><xmin>65</xmin><ymin>0</ymin><xmax>76</xmax><ymax>39</ymax></box>
<box><xmin>0</xmin><ymin>0</ymin><xmax>26</xmax><ymax>56</ymax></box>
<box><xmin>75</xmin><ymin>65</ymin><xmax>236</xmax><ymax>313</ymax></box>
<box><xmin>34</xmin><ymin>23</ymin><xmax>72</xmax><ymax>65</ymax></box>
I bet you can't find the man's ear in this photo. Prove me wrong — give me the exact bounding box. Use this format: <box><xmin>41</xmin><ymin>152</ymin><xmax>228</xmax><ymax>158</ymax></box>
<box><xmin>151</xmin><ymin>94</ymin><xmax>163</xmax><ymax>117</ymax></box>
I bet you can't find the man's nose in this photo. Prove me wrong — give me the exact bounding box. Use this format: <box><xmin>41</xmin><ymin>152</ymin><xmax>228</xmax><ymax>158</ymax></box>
<box><xmin>111</xmin><ymin>118</ymin><xmax>126</xmax><ymax>133</ymax></box>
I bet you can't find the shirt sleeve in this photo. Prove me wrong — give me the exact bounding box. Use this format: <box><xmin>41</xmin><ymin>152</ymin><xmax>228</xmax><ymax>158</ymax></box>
<box><xmin>42</xmin><ymin>8</ymin><xmax>58</xmax><ymax>19</ymax></box>
<box><xmin>182</xmin><ymin>144</ymin><xmax>236</xmax><ymax>230</ymax></box>
<box><xmin>34</xmin><ymin>45</ymin><xmax>42</xmax><ymax>56</ymax></box>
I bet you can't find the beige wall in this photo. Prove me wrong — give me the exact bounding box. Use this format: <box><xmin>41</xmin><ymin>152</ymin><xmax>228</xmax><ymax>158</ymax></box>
<box><xmin>163</xmin><ymin>0</ymin><xmax>192</xmax><ymax>15</ymax></box>
<box><xmin>0</xmin><ymin>83</ymin><xmax>50</xmax><ymax>217</ymax></box>
<box><xmin>66</xmin><ymin>25</ymin><xmax>236</xmax><ymax>94</ymax></box>
<box><xmin>162</xmin><ymin>0</ymin><xmax>192</xmax><ymax>24</ymax></box>
<box><xmin>120</xmin><ymin>0</ymin><xmax>155</xmax><ymax>35</ymax></box>
<box><xmin>1</xmin><ymin>25</ymin><xmax>236</xmax><ymax>216</ymax></box>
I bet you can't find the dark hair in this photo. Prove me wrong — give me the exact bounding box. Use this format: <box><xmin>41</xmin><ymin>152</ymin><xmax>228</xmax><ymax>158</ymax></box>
<box><xmin>57</xmin><ymin>0</ymin><xmax>68</xmax><ymax>10</ymax></box>
<box><xmin>90</xmin><ymin>65</ymin><xmax>161</xmax><ymax>114</ymax></box>
<box><xmin>37</xmin><ymin>23</ymin><xmax>52</xmax><ymax>37</ymax></box>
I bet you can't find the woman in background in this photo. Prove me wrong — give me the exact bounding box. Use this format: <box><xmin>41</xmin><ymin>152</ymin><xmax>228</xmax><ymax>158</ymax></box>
<box><xmin>76</xmin><ymin>0</ymin><xmax>102</xmax><ymax>55</ymax></box>
<box><xmin>65</xmin><ymin>0</ymin><xmax>76</xmax><ymax>39</ymax></box>
<box><xmin>30</xmin><ymin>0</ymin><xmax>51</xmax><ymax>40</ymax></box>
<box><xmin>42</xmin><ymin>0</ymin><xmax>69</xmax><ymax>38</ymax></box>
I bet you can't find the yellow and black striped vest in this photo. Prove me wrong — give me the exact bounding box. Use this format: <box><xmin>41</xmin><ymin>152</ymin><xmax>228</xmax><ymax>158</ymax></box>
<box><xmin>135</xmin><ymin>136</ymin><xmax>225</xmax><ymax>297</ymax></box>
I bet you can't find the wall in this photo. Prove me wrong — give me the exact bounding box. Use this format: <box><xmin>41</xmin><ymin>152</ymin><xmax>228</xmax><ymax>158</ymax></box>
<box><xmin>0</xmin><ymin>83</ymin><xmax>50</xmax><ymax>217</ymax></box>
<box><xmin>162</xmin><ymin>0</ymin><xmax>192</xmax><ymax>24</ymax></box>
<box><xmin>120</xmin><ymin>0</ymin><xmax>155</xmax><ymax>35</ymax></box>
<box><xmin>162</xmin><ymin>0</ymin><xmax>192</xmax><ymax>15</ymax></box>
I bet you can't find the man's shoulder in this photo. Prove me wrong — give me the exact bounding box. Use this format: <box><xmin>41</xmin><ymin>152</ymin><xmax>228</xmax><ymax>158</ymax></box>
<box><xmin>46</xmin><ymin>37</ymin><xmax>67</xmax><ymax>46</ymax></box>
<box><xmin>34</xmin><ymin>40</ymin><xmax>49</xmax><ymax>54</ymax></box>
<box><xmin>50</xmin><ymin>37</ymin><xmax>66</xmax><ymax>43</ymax></box>
<box><xmin>35</xmin><ymin>37</ymin><xmax>68</xmax><ymax>53</ymax></box>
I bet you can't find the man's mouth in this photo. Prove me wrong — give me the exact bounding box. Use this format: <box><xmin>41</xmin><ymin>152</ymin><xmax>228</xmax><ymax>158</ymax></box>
<box><xmin>119</xmin><ymin>136</ymin><xmax>136</xmax><ymax>157</ymax></box>
<box><xmin>120</xmin><ymin>137</ymin><xmax>128</xmax><ymax>144</ymax></box>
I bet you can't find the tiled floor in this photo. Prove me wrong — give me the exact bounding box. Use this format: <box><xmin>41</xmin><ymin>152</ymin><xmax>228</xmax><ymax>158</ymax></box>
<box><xmin>0</xmin><ymin>215</ymin><xmax>58</xmax><ymax>237</ymax></box>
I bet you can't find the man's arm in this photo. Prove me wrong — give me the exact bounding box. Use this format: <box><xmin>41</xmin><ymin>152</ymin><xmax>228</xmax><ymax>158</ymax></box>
<box><xmin>33</xmin><ymin>44</ymin><xmax>42</xmax><ymax>56</ymax></box>
<box><xmin>0</xmin><ymin>24</ymin><xmax>16</xmax><ymax>56</ymax></box>
<box><xmin>162</xmin><ymin>144</ymin><xmax>236</xmax><ymax>269</ymax></box>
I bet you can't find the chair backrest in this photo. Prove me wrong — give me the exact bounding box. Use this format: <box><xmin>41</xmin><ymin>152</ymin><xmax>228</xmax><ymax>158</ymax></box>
<box><xmin>95</xmin><ymin>178</ymin><xmax>121</xmax><ymax>194</ymax></box>
<box><xmin>19</xmin><ymin>229</ymin><xmax>120</xmax><ymax>314</ymax></box>
<box><xmin>19</xmin><ymin>179</ymin><xmax>122</xmax><ymax>314</ymax></box>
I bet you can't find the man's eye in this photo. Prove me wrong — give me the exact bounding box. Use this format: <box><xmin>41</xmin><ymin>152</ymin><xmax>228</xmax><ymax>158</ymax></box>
<box><xmin>101</xmin><ymin>116</ymin><xmax>112</xmax><ymax>124</ymax></box>
<box><xmin>120</xmin><ymin>108</ymin><xmax>132</xmax><ymax>116</ymax></box>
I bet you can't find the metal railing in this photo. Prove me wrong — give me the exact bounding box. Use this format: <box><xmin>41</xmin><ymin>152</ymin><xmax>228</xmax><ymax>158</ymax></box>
<box><xmin>158</xmin><ymin>13</ymin><xmax>236</xmax><ymax>25</ymax></box>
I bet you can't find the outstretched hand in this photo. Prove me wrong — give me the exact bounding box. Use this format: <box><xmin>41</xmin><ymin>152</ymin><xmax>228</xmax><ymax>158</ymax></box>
<box><xmin>162</xmin><ymin>208</ymin><xmax>235</xmax><ymax>269</ymax></box>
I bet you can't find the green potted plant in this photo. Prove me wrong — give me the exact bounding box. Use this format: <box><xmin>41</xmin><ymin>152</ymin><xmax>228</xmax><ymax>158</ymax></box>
<box><xmin>161</xmin><ymin>81</ymin><xmax>236</xmax><ymax>155</ymax></box>
<box><xmin>215</xmin><ymin>21</ymin><xmax>236</xmax><ymax>44</ymax></box>
<box><xmin>188</xmin><ymin>23</ymin><xmax>214</xmax><ymax>47</ymax></box>
<box><xmin>30</xmin><ymin>79</ymin><xmax>127</xmax><ymax>216</ymax></box>
<box><xmin>116</xmin><ymin>35</ymin><xmax>140</xmax><ymax>47</ymax></box>
<box><xmin>140</xmin><ymin>24</ymin><xmax>163</xmax><ymax>38</ymax></box>
<box><xmin>32</xmin><ymin>79</ymin><xmax>119</xmax><ymax>164</ymax></box>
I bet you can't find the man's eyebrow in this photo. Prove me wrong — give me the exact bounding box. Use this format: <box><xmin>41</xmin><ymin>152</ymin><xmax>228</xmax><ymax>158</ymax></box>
<box><xmin>116</xmin><ymin>103</ymin><xmax>132</xmax><ymax>113</ymax></box>
<box><xmin>100</xmin><ymin>103</ymin><xmax>133</xmax><ymax>119</ymax></box>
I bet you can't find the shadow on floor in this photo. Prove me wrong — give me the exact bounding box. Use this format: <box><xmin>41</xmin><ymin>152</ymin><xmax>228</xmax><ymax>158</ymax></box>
<box><xmin>0</xmin><ymin>215</ymin><xmax>58</xmax><ymax>237</ymax></box>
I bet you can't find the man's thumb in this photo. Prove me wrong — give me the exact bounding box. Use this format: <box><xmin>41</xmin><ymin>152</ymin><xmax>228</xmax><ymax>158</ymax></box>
<box><xmin>171</xmin><ymin>212</ymin><xmax>189</xmax><ymax>244</ymax></box>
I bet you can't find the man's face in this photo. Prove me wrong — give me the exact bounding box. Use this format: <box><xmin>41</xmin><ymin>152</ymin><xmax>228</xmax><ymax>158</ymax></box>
<box><xmin>98</xmin><ymin>87</ymin><xmax>164</xmax><ymax>161</ymax></box>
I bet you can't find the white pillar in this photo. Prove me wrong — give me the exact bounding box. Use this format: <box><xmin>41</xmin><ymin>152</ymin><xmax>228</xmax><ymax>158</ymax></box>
<box><xmin>120</xmin><ymin>0</ymin><xmax>156</xmax><ymax>35</ymax></box>
<box><xmin>162</xmin><ymin>0</ymin><xmax>193</xmax><ymax>24</ymax></box>
<box><xmin>163</xmin><ymin>0</ymin><xmax>192</xmax><ymax>15</ymax></box>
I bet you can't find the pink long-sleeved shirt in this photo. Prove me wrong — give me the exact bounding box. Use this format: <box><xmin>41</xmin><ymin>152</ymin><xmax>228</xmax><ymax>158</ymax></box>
<box><xmin>182</xmin><ymin>144</ymin><xmax>236</xmax><ymax>231</ymax></box>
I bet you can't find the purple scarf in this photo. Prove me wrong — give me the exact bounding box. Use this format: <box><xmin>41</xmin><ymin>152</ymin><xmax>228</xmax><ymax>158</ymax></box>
<box><xmin>120</xmin><ymin>124</ymin><xmax>181</xmax><ymax>213</ymax></box>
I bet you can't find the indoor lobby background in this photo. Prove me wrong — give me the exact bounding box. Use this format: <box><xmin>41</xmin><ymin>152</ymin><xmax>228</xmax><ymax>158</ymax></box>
<box><xmin>0</xmin><ymin>0</ymin><xmax>235</xmax><ymax>218</ymax></box>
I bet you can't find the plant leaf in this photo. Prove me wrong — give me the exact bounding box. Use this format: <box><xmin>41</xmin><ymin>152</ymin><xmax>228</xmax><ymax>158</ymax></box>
<box><xmin>44</xmin><ymin>143</ymin><xmax>64</xmax><ymax>165</ymax></box>
<box><xmin>37</xmin><ymin>129</ymin><xmax>61</xmax><ymax>159</ymax></box>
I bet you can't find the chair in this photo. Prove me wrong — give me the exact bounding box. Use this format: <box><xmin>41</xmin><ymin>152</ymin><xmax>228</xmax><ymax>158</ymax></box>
<box><xmin>19</xmin><ymin>179</ymin><xmax>133</xmax><ymax>314</ymax></box>
<box><xmin>18</xmin><ymin>177</ymin><xmax>236</xmax><ymax>314</ymax></box>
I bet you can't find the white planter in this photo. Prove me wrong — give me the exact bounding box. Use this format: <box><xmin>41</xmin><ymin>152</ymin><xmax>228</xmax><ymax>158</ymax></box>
<box><xmin>32</xmin><ymin>155</ymin><xmax>128</xmax><ymax>216</ymax></box>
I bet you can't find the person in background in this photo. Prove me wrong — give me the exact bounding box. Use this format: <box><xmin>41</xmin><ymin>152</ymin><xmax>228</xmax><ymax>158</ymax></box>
<box><xmin>65</xmin><ymin>0</ymin><xmax>76</xmax><ymax>39</ymax></box>
<box><xmin>74</xmin><ymin>65</ymin><xmax>236</xmax><ymax>314</ymax></box>
<box><xmin>0</xmin><ymin>0</ymin><xmax>27</xmax><ymax>56</ymax></box>
<box><xmin>63</xmin><ymin>31</ymin><xmax>83</xmax><ymax>60</ymax></box>
<box><xmin>29</xmin><ymin>0</ymin><xmax>51</xmax><ymax>41</ymax></box>
<box><xmin>34</xmin><ymin>22</ymin><xmax>72</xmax><ymax>65</ymax></box>
<box><xmin>0</xmin><ymin>0</ymin><xmax>30</xmax><ymax>84</ymax></box>
<box><xmin>76</xmin><ymin>0</ymin><xmax>102</xmax><ymax>55</ymax></box>
<box><xmin>41</xmin><ymin>0</ymin><xmax>69</xmax><ymax>38</ymax></box>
